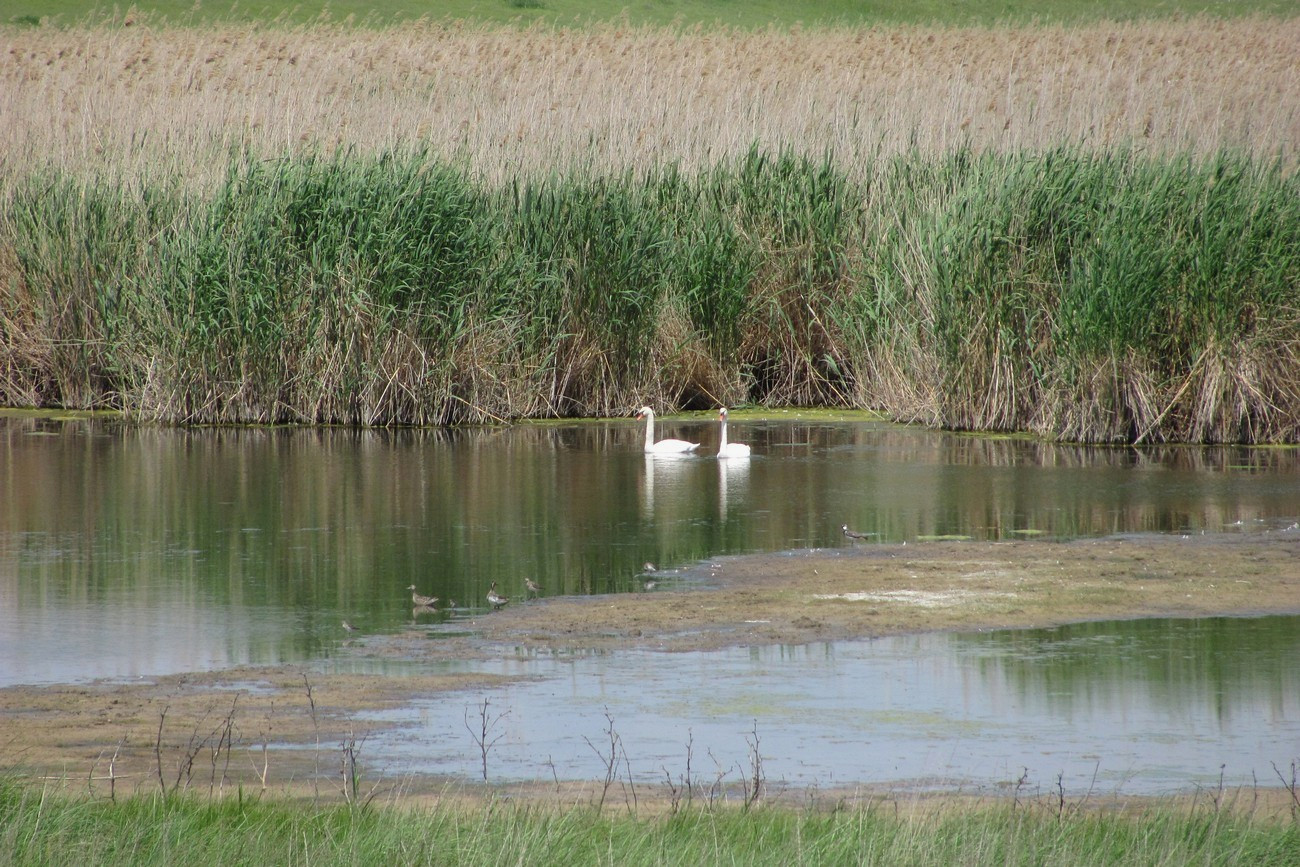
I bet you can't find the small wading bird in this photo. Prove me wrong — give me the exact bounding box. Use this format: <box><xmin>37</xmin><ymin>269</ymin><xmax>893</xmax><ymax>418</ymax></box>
<box><xmin>635</xmin><ymin>406</ymin><xmax>700</xmax><ymax>455</ymax></box>
<box><xmin>487</xmin><ymin>581</ymin><xmax>509</xmax><ymax>610</ymax></box>
<box><xmin>342</xmin><ymin>620</ymin><xmax>358</xmax><ymax>633</ymax></box>
<box><xmin>525</xmin><ymin>577</ymin><xmax>542</xmax><ymax>597</ymax></box>
<box><xmin>407</xmin><ymin>585</ymin><xmax>439</xmax><ymax>607</ymax></box>
<box><xmin>842</xmin><ymin>524</ymin><xmax>875</xmax><ymax>542</ymax></box>
<box><xmin>716</xmin><ymin>407</ymin><xmax>751</xmax><ymax>459</ymax></box>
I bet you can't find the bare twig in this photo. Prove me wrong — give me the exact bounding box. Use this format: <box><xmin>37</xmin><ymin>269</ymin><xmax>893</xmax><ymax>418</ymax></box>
<box><xmin>155</xmin><ymin>706</ymin><xmax>168</xmax><ymax>796</ymax></box>
<box><xmin>1271</xmin><ymin>760</ymin><xmax>1300</xmax><ymax>821</ymax></box>
<box><xmin>662</xmin><ymin>729</ymin><xmax>697</xmax><ymax>815</ymax></box>
<box><xmin>464</xmin><ymin>698</ymin><xmax>509</xmax><ymax>783</ymax></box>
<box><xmin>583</xmin><ymin>707</ymin><xmax>624</xmax><ymax>813</ymax></box>
<box><xmin>1011</xmin><ymin>767</ymin><xmax>1031</xmax><ymax>814</ymax></box>
<box><xmin>340</xmin><ymin>727</ymin><xmax>367</xmax><ymax>804</ymax></box>
<box><xmin>303</xmin><ymin>673</ymin><xmax>321</xmax><ymax>799</ymax></box>
<box><xmin>742</xmin><ymin>720</ymin><xmax>765</xmax><ymax>811</ymax></box>
<box><xmin>209</xmin><ymin>694</ymin><xmax>239</xmax><ymax>796</ymax></box>
<box><xmin>705</xmin><ymin>747</ymin><xmax>731</xmax><ymax>808</ymax></box>
<box><xmin>108</xmin><ymin>739</ymin><xmax>122</xmax><ymax>802</ymax></box>
<box><xmin>249</xmin><ymin>699</ymin><xmax>275</xmax><ymax>790</ymax></box>
<box><xmin>547</xmin><ymin>755</ymin><xmax>560</xmax><ymax>793</ymax></box>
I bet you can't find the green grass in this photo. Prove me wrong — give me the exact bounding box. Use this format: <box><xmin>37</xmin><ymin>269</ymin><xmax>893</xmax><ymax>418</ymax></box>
<box><xmin>1</xmin><ymin>777</ymin><xmax>1298</xmax><ymax>866</ymax></box>
<box><xmin>7</xmin><ymin>0</ymin><xmax>1299</xmax><ymax>29</ymax></box>
<box><xmin>3</xmin><ymin>147</ymin><xmax>1298</xmax><ymax>440</ymax></box>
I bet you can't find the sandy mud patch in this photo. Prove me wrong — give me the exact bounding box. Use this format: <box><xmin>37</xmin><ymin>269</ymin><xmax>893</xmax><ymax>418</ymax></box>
<box><xmin>453</xmin><ymin>533</ymin><xmax>1300</xmax><ymax>653</ymax></box>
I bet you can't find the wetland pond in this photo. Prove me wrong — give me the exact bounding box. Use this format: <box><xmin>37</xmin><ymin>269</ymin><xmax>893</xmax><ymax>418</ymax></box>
<box><xmin>2</xmin><ymin>410</ymin><xmax>1299</xmax><ymax>795</ymax></box>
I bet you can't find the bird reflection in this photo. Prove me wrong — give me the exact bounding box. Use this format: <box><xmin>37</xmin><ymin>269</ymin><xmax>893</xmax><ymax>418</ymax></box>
<box><xmin>641</xmin><ymin>453</ymin><xmax>693</xmax><ymax>516</ymax></box>
<box><xmin>718</xmin><ymin>453</ymin><xmax>749</xmax><ymax>521</ymax></box>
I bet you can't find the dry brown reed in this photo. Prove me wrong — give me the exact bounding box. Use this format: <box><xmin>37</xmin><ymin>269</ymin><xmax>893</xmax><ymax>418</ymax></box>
<box><xmin>2</xmin><ymin>17</ymin><xmax>1298</xmax><ymax>187</ymax></box>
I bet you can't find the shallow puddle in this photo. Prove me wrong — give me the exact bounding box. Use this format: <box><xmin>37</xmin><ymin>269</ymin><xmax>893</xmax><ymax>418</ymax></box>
<box><xmin>357</xmin><ymin>615</ymin><xmax>1300</xmax><ymax>796</ymax></box>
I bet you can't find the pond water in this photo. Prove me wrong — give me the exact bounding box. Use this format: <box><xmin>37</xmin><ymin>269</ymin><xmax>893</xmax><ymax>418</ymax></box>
<box><xmin>360</xmin><ymin>614</ymin><xmax>1300</xmax><ymax>797</ymax></box>
<box><xmin>2</xmin><ymin>410</ymin><xmax>1298</xmax><ymax>792</ymax></box>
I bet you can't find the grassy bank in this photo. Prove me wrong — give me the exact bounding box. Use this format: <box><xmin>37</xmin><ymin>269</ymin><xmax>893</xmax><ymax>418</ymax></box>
<box><xmin>3</xmin><ymin>147</ymin><xmax>1299</xmax><ymax>441</ymax></box>
<box><xmin>2</xmin><ymin>778</ymin><xmax>1297</xmax><ymax>866</ymax></box>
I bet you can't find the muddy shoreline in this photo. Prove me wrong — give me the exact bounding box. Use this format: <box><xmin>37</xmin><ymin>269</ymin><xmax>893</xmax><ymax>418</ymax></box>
<box><xmin>3</xmin><ymin>532</ymin><xmax>1298</xmax><ymax>800</ymax></box>
<box><xmin>453</xmin><ymin>533</ymin><xmax>1300</xmax><ymax>653</ymax></box>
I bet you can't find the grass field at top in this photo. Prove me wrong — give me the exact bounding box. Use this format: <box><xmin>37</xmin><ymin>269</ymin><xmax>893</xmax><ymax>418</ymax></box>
<box><xmin>8</xmin><ymin>0</ymin><xmax>1300</xmax><ymax>29</ymax></box>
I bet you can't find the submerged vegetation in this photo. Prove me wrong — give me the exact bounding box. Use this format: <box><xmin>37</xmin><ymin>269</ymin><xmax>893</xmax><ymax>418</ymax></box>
<box><xmin>1</xmin><ymin>18</ymin><xmax>1298</xmax><ymax>441</ymax></box>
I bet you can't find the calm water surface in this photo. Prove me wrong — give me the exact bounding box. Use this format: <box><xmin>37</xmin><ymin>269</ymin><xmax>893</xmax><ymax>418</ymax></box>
<box><xmin>2</xmin><ymin>411</ymin><xmax>1298</xmax><ymax>792</ymax></box>
<box><xmin>362</xmin><ymin>615</ymin><xmax>1300</xmax><ymax>796</ymax></box>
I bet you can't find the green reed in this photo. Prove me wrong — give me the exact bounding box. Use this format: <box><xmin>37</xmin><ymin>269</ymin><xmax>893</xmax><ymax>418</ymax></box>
<box><xmin>1</xmin><ymin>146</ymin><xmax>1297</xmax><ymax>440</ymax></box>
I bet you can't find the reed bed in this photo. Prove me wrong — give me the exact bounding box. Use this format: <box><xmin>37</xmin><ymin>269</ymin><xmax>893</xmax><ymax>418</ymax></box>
<box><xmin>4</xmin><ymin>148</ymin><xmax>1298</xmax><ymax>439</ymax></box>
<box><xmin>3</xmin><ymin>18</ymin><xmax>1297</xmax><ymax>186</ymax></box>
<box><xmin>2</xmin><ymin>18</ymin><xmax>1299</xmax><ymax>441</ymax></box>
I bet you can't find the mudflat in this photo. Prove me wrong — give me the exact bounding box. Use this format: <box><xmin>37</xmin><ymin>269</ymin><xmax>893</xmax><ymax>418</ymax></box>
<box><xmin>4</xmin><ymin>533</ymin><xmax>1297</xmax><ymax>798</ymax></box>
<box><xmin>457</xmin><ymin>533</ymin><xmax>1300</xmax><ymax>652</ymax></box>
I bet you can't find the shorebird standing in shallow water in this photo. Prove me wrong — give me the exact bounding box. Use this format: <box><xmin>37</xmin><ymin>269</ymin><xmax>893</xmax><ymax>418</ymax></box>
<box><xmin>525</xmin><ymin>577</ymin><xmax>542</xmax><ymax>598</ymax></box>
<box><xmin>342</xmin><ymin>620</ymin><xmax>358</xmax><ymax>633</ymax></box>
<box><xmin>487</xmin><ymin>581</ymin><xmax>509</xmax><ymax>610</ymax></box>
<box><xmin>842</xmin><ymin>524</ymin><xmax>874</xmax><ymax>542</ymax></box>
<box><xmin>407</xmin><ymin>585</ymin><xmax>439</xmax><ymax>607</ymax></box>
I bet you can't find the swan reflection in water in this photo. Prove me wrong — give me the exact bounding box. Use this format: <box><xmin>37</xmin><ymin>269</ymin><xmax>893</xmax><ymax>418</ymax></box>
<box><xmin>638</xmin><ymin>428</ymin><xmax>750</xmax><ymax>520</ymax></box>
<box><xmin>718</xmin><ymin>451</ymin><xmax>749</xmax><ymax>521</ymax></box>
<box><xmin>641</xmin><ymin>452</ymin><xmax>696</xmax><ymax>517</ymax></box>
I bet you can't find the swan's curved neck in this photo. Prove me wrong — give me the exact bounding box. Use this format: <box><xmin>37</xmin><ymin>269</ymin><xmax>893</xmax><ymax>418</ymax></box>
<box><xmin>642</xmin><ymin>412</ymin><xmax>655</xmax><ymax>450</ymax></box>
<box><xmin>719</xmin><ymin>416</ymin><xmax>729</xmax><ymax>449</ymax></box>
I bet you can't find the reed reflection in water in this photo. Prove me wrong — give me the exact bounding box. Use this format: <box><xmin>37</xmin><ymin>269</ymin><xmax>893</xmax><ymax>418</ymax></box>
<box><xmin>2</xmin><ymin>411</ymin><xmax>1299</xmax><ymax>685</ymax></box>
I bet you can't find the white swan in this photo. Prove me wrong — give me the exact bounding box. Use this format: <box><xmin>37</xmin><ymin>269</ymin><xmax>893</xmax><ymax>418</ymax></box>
<box><xmin>716</xmin><ymin>407</ymin><xmax>751</xmax><ymax>458</ymax></box>
<box><xmin>635</xmin><ymin>406</ymin><xmax>699</xmax><ymax>454</ymax></box>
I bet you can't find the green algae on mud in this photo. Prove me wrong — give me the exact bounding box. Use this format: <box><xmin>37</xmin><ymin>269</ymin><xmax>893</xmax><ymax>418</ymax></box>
<box><xmin>445</xmin><ymin>533</ymin><xmax>1300</xmax><ymax>653</ymax></box>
